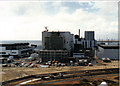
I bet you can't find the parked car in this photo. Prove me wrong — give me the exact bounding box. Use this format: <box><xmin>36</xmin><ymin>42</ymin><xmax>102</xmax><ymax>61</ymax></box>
<box><xmin>24</xmin><ymin>63</ymin><xmax>29</xmax><ymax>67</ymax></box>
<box><xmin>29</xmin><ymin>63</ymin><xmax>34</xmax><ymax>68</ymax></box>
<box><xmin>88</xmin><ymin>63</ymin><xmax>93</xmax><ymax>66</ymax></box>
<box><xmin>61</xmin><ymin>63</ymin><xmax>66</xmax><ymax>66</ymax></box>
<box><xmin>18</xmin><ymin>63</ymin><xmax>22</xmax><ymax>67</ymax></box>
<box><xmin>2</xmin><ymin>64</ymin><xmax>8</xmax><ymax>67</ymax></box>
<box><xmin>7</xmin><ymin>64</ymin><xmax>11</xmax><ymax>67</ymax></box>
<box><xmin>21</xmin><ymin>63</ymin><xmax>25</xmax><ymax>66</ymax></box>
<box><xmin>40</xmin><ymin>65</ymin><xmax>49</xmax><ymax>68</ymax></box>
<box><xmin>102</xmin><ymin>58</ymin><xmax>111</xmax><ymax>62</ymax></box>
<box><xmin>11</xmin><ymin>64</ymin><xmax>15</xmax><ymax>67</ymax></box>
<box><xmin>36</xmin><ymin>61</ymin><xmax>42</xmax><ymax>64</ymax></box>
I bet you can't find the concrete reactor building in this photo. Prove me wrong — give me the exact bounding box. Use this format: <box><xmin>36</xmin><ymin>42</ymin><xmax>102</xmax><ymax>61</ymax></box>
<box><xmin>42</xmin><ymin>31</ymin><xmax>74</xmax><ymax>52</ymax></box>
<box><xmin>38</xmin><ymin>29</ymin><xmax>74</xmax><ymax>62</ymax></box>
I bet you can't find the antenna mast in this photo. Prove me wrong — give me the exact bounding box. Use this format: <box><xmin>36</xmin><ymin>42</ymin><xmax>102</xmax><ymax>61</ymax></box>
<box><xmin>45</xmin><ymin>26</ymin><xmax>48</xmax><ymax>31</ymax></box>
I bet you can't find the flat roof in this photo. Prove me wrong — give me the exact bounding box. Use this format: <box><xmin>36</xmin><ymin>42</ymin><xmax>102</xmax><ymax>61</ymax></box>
<box><xmin>43</xmin><ymin>31</ymin><xmax>70</xmax><ymax>33</ymax></box>
<box><xmin>38</xmin><ymin>50</ymin><xmax>68</xmax><ymax>52</ymax></box>
<box><xmin>98</xmin><ymin>44</ymin><xmax>119</xmax><ymax>49</ymax></box>
<box><xmin>0</xmin><ymin>43</ymin><xmax>29</xmax><ymax>46</ymax></box>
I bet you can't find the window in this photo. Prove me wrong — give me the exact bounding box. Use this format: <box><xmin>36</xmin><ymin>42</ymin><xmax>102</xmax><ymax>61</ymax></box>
<box><xmin>12</xmin><ymin>52</ymin><xmax>16</xmax><ymax>54</ymax></box>
<box><xmin>0</xmin><ymin>52</ymin><xmax>6</xmax><ymax>54</ymax></box>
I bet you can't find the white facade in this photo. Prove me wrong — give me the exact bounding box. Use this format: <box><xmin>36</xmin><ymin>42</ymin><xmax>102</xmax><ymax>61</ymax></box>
<box><xmin>0</xmin><ymin>47</ymin><xmax>18</xmax><ymax>56</ymax></box>
<box><xmin>60</xmin><ymin>32</ymin><xmax>74</xmax><ymax>52</ymax></box>
<box><xmin>83</xmin><ymin>40</ymin><xmax>97</xmax><ymax>49</ymax></box>
<box><xmin>75</xmin><ymin>38</ymin><xmax>96</xmax><ymax>49</ymax></box>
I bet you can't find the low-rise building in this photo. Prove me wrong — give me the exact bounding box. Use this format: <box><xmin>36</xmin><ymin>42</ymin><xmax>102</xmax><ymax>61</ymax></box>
<box><xmin>96</xmin><ymin>44</ymin><xmax>119</xmax><ymax>60</ymax></box>
<box><xmin>0</xmin><ymin>43</ymin><xmax>34</xmax><ymax>58</ymax></box>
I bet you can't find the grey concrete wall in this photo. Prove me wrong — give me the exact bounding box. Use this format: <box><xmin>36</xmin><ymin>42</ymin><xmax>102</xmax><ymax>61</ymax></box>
<box><xmin>96</xmin><ymin>46</ymin><xmax>119</xmax><ymax>59</ymax></box>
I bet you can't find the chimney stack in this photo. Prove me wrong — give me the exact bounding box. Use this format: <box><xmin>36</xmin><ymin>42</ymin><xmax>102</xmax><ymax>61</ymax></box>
<box><xmin>79</xmin><ymin>29</ymin><xmax>80</xmax><ymax>38</ymax></box>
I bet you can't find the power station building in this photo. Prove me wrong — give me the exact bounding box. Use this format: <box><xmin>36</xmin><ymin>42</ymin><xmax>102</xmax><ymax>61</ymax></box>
<box><xmin>39</xmin><ymin>28</ymin><xmax>97</xmax><ymax>62</ymax></box>
<box><xmin>39</xmin><ymin>30</ymin><xmax>74</xmax><ymax>62</ymax></box>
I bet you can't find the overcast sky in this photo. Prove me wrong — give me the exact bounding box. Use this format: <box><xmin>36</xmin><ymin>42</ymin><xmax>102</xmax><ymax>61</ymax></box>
<box><xmin>0</xmin><ymin>1</ymin><xmax>118</xmax><ymax>40</ymax></box>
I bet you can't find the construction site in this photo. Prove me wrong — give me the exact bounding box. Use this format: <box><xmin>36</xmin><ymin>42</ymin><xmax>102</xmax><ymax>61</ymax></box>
<box><xmin>1</xmin><ymin>59</ymin><xmax>119</xmax><ymax>86</ymax></box>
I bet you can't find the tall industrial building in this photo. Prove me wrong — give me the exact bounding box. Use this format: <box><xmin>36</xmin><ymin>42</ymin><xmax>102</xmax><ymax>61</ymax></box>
<box><xmin>85</xmin><ymin>31</ymin><xmax>94</xmax><ymax>40</ymax></box>
<box><xmin>84</xmin><ymin>31</ymin><xmax>96</xmax><ymax>49</ymax></box>
<box><xmin>42</xmin><ymin>31</ymin><xmax>74</xmax><ymax>55</ymax></box>
<box><xmin>40</xmin><ymin>30</ymin><xmax>74</xmax><ymax>62</ymax></box>
<box><xmin>43</xmin><ymin>32</ymin><xmax>64</xmax><ymax>50</ymax></box>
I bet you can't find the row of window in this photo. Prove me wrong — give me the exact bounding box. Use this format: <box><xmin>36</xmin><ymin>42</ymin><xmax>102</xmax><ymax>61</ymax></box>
<box><xmin>73</xmin><ymin>53</ymin><xmax>84</xmax><ymax>55</ymax></box>
<box><xmin>40</xmin><ymin>55</ymin><xmax>68</xmax><ymax>57</ymax></box>
<box><xmin>39</xmin><ymin>53</ymin><xmax>68</xmax><ymax>54</ymax></box>
<box><xmin>39</xmin><ymin>52</ymin><xmax>68</xmax><ymax>53</ymax></box>
<box><xmin>0</xmin><ymin>52</ymin><xmax>6</xmax><ymax>54</ymax></box>
<box><xmin>5</xmin><ymin>46</ymin><xmax>30</xmax><ymax>50</ymax></box>
<box><xmin>40</xmin><ymin>54</ymin><xmax>68</xmax><ymax>56</ymax></box>
<box><xmin>0</xmin><ymin>52</ymin><xmax>17</xmax><ymax>54</ymax></box>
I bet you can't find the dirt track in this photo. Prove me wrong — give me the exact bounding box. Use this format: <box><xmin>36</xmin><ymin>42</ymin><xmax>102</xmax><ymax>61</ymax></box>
<box><xmin>3</xmin><ymin>68</ymin><xmax>119</xmax><ymax>86</ymax></box>
<box><xmin>1</xmin><ymin>60</ymin><xmax>119</xmax><ymax>82</ymax></box>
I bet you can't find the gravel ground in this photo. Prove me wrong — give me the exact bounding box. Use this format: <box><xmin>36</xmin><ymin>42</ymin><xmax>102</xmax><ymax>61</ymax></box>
<box><xmin>1</xmin><ymin>60</ymin><xmax>119</xmax><ymax>82</ymax></box>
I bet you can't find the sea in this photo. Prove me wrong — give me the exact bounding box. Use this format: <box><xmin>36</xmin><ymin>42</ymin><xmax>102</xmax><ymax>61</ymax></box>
<box><xmin>1</xmin><ymin>40</ymin><xmax>118</xmax><ymax>45</ymax></box>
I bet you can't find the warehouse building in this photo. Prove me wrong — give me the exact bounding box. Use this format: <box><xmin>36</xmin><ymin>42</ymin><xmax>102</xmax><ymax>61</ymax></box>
<box><xmin>96</xmin><ymin>44</ymin><xmax>119</xmax><ymax>60</ymax></box>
